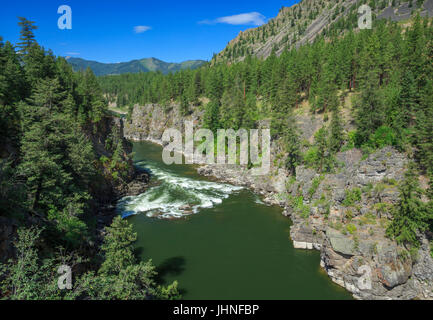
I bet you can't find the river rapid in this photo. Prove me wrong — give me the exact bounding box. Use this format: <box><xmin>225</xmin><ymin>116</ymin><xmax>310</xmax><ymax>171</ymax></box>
<box><xmin>117</xmin><ymin>141</ymin><xmax>352</xmax><ymax>300</ymax></box>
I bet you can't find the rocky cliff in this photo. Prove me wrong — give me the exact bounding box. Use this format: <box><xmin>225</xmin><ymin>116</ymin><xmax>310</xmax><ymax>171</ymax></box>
<box><xmin>123</xmin><ymin>102</ymin><xmax>433</xmax><ymax>300</ymax></box>
<box><xmin>84</xmin><ymin>115</ymin><xmax>149</xmax><ymax>230</ymax></box>
<box><xmin>86</xmin><ymin>116</ymin><xmax>143</xmax><ymax>202</ymax></box>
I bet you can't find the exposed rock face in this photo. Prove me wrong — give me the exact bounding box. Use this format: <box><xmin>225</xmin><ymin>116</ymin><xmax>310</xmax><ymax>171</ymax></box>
<box><xmin>287</xmin><ymin>147</ymin><xmax>433</xmax><ymax>300</ymax></box>
<box><xmin>87</xmin><ymin>116</ymin><xmax>139</xmax><ymax>203</ymax></box>
<box><xmin>124</xmin><ymin>172</ymin><xmax>150</xmax><ymax>197</ymax></box>
<box><xmin>123</xmin><ymin>103</ymin><xmax>204</xmax><ymax>143</ymax></box>
<box><xmin>124</xmin><ymin>103</ymin><xmax>433</xmax><ymax>300</ymax></box>
<box><xmin>87</xmin><ymin>116</ymin><xmax>150</xmax><ymax>233</ymax></box>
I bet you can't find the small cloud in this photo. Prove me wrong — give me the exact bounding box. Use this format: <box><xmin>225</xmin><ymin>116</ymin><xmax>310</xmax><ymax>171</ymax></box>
<box><xmin>199</xmin><ymin>12</ymin><xmax>266</xmax><ymax>26</ymax></box>
<box><xmin>199</xmin><ymin>19</ymin><xmax>213</xmax><ymax>25</ymax></box>
<box><xmin>65</xmin><ymin>52</ymin><xmax>80</xmax><ymax>56</ymax></box>
<box><xmin>134</xmin><ymin>25</ymin><xmax>151</xmax><ymax>34</ymax></box>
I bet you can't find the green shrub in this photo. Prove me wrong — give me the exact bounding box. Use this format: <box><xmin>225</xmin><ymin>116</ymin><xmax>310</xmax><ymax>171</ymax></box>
<box><xmin>289</xmin><ymin>196</ymin><xmax>311</xmax><ymax>219</ymax></box>
<box><xmin>308</xmin><ymin>175</ymin><xmax>325</xmax><ymax>199</ymax></box>
<box><xmin>303</xmin><ymin>146</ymin><xmax>320</xmax><ymax>168</ymax></box>
<box><xmin>369</xmin><ymin>126</ymin><xmax>397</xmax><ymax>148</ymax></box>
<box><xmin>383</xmin><ymin>178</ymin><xmax>398</xmax><ymax>186</ymax></box>
<box><xmin>342</xmin><ymin>130</ymin><xmax>357</xmax><ymax>151</ymax></box>
<box><xmin>346</xmin><ymin>223</ymin><xmax>357</xmax><ymax>235</ymax></box>
<box><xmin>100</xmin><ymin>156</ymin><xmax>109</xmax><ymax>165</ymax></box>
<box><xmin>313</xmin><ymin>194</ymin><xmax>331</xmax><ymax>217</ymax></box>
<box><xmin>342</xmin><ymin>188</ymin><xmax>362</xmax><ymax>207</ymax></box>
<box><xmin>360</xmin><ymin>212</ymin><xmax>377</xmax><ymax>225</ymax></box>
<box><xmin>362</xmin><ymin>182</ymin><xmax>374</xmax><ymax>194</ymax></box>
<box><xmin>345</xmin><ymin>209</ymin><xmax>354</xmax><ymax>221</ymax></box>
<box><xmin>303</xmin><ymin>146</ymin><xmax>335</xmax><ymax>173</ymax></box>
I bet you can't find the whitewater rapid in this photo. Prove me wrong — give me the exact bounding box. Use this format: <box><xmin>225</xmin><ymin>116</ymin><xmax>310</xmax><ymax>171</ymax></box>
<box><xmin>117</xmin><ymin>160</ymin><xmax>243</xmax><ymax>219</ymax></box>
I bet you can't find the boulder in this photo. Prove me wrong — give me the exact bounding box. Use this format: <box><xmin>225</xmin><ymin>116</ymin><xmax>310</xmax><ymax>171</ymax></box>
<box><xmin>326</xmin><ymin>228</ymin><xmax>356</xmax><ymax>256</ymax></box>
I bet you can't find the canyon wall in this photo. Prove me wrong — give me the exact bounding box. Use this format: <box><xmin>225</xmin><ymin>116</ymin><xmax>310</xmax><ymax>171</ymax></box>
<box><xmin>123</xmin><ymin>103</ymin><xmax>433</xmax><ymax>300</ymax></box>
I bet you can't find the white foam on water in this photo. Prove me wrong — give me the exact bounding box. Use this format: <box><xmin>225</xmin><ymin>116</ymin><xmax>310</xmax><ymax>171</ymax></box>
<box><xmin>118</xmin><ymin>162</ymin><xmax>243</xmax><ymax>219</ymax></box>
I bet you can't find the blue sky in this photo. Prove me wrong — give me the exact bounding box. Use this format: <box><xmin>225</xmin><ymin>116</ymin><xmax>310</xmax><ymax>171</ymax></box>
<box><xmin>0</xmin><ymin>0</ymin><xmax>298</xmax><ymax>63</ymax></box>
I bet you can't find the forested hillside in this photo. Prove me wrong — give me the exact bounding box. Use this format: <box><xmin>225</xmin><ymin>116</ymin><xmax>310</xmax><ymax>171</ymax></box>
<box><xmin>100</xmin><ymin>14</ymin><xmax>433</xmax><ymax>250</ymax></box>
<box><xmin>67</xmin><ymin>57</ymin><xmax>207</xmax><ymax>76</ymax></box>
<box><xmin>0</xmin><ymin>18</ymin><xmax>180</xmax><ymax>300</ymax></box>
<box><xmin>214</xmin><ymin>0</ymin><xmax>433</xmax><ymax>63</ymax></box>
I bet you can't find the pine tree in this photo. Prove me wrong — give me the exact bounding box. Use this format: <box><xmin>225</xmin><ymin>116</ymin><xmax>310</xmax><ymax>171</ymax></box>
<box><xmin>92</xmin><ymin>216</ymin><xmax>181</xmax><ymax>300</ymax></box>
<box><xmin>0</xmin><ymin>41</ymin><xmax>26</xmax><ymax>105</ymax></box>
<box><xmin>203</xmin><ymin>100</ymin><xmax>220</xmax><ymax>133</ymax></box>
<box><xmin>354</xmin><ymin>69</ymin><xmax>384</xmax><ymax>146</ymax></box>
<box><xmin>329</xmin><ymin>107</ymin><xmax>344</xmax><ymax>153</ymax></box>
<box><xmin>180</xmin><ymin>93</ymin><xmax>189</xmax><ymax>116</ymax></box>
<box><xmin>283</xmin><ymin>113</ymin><xmax>301</xmax><ymax>176</ymax></box>
<box><xmin>315</xmin><ymin>127</ymin><xmax>330</xmax><ymax>173</ymax></box>
<box><xmin>242</xmin><ymin>92</ymin><xmax>257</xmax><ymax>129</ymax></box>
<box><xmin>17</xmin><ymin>17</ymin><xmax>38</xmax><ymax>55</ymax></box>
<box><xmin>272</xmin><ymin>73</ymin><xmax>297</xmax><ymax>138</ymax></box>
<box><xmin>415</xmin><ymin>22</ymin><xmax>433</xmax><ymax>176</ymax></box>
<box><xmin>192</xmin><ymin>71</ymin><xmax>202</xmax><ymax>102</ymax></box>
<box><xmin>416</xmin><ymin>81</ymin><xmax>433</xmax><ymax>175</ymax></box>
<box><xmin>313</xmin><ymin>61</ymin><xmax>337</xmax><ymax>114</ymax></box>
<box><xmin>99</xmin><ymin>216</ymin><xmax>137</xmax><ymax>275</ymax></box>
<box><xmin>76</xmin><ymin>67</ymin><xmax>105</xmax><ymax>123</ymax></box>
<box><xmin>386</xmin><ymin>163</ymin><xmax>431</xmax><ymax>247</ymax></box>
<box><xmin>0</xmin><ymin>227</ymin><xmax>44</xmax><ymax>299</ymax></box>
<box><xmin>23</xmin><ymin>44</ymin><xmax>56</xmax><ymax>87</ymax></box>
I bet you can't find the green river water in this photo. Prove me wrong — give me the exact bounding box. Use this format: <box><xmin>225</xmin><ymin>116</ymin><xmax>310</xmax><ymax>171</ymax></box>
<box><xmin>117</xmin><ymin>141</ymin><xmax>352</xmax><ymax>300</ymax></box>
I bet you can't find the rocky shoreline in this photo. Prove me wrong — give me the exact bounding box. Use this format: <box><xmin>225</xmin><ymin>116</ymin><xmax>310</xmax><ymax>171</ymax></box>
<box><xmin>122</xmin><ymin>103</ymin><xmax>433</xmax><ymax>300</ymax></box>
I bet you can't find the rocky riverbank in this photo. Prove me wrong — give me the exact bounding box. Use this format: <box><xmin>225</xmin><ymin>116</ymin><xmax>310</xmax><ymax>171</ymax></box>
<box><xmin>90</xmin><ymin>116</ymin><xmax>150</xmax><ymax>232</ymax></box>
<box><xmin>122</xmin><ymin>102</ymin><xmax>433</xmax><ymax>300</ymax></box>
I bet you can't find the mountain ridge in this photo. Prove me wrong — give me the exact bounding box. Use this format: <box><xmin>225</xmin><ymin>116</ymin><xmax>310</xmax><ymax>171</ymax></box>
<box><xmin>67</xmin><ymin>56</ymin><xmax>207</xmax><ymax>76</ymax></box>
<box><xmin>214</xmin><ymin>0</ymin><xmax>433</xmax><ymax>63</ymax></box>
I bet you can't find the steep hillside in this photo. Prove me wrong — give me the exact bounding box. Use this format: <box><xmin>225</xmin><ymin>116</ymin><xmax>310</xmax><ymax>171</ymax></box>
<box><xmin>214</xmin><ymin>0</ymin><xmax>433</xmax><ymax>63</ymax></box>
<box><xmin>67</xmin><ymin>57</ymin><xmax>207</xmax><ymax>76</ymax></box>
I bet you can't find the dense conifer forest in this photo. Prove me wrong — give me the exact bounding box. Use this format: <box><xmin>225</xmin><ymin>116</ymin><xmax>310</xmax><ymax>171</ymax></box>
<box><xmin>0</xmin><ymin>18</ymin><xmax>180</xmax><ymax>300</ymax></box>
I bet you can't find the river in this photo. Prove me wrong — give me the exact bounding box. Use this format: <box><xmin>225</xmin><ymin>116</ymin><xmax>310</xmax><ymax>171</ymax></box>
<box><xmin>117</xmin><ymin>141</ymin><xmax>352</xmax><ymax>300</ymax></box>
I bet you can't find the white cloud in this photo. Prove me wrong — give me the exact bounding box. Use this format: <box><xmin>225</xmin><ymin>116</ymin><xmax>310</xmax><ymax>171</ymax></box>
<box><xmin>134</xmin><ymin>25</ymin><xmax>151</xmax><ymax>33</ymax></box>
<box><xmin>199</xmin><ymin>12</ymin><xmax>266</xmax><ymax>26</ymax></box>
<box><xmin>65</xmin><ymin>52</ymin><xmax>80</xmax><ymax>56</ymax></box>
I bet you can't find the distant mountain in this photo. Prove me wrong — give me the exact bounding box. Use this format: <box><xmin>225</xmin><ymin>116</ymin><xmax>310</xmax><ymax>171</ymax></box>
<box><xmin>66</xmin><ymin>57</ymin><xmax>207</xmax><ymax>76</ymax></box>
